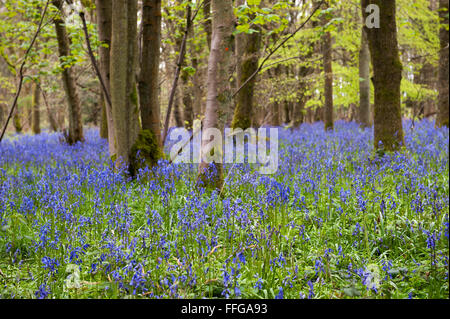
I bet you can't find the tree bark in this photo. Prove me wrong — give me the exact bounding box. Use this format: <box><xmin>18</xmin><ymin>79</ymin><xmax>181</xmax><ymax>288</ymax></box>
<box><xmin>197</xmin><ymin>0</ymin><xmax>234</xmax><ymax>191</ymax></box>
<box><xmin>31</xmin><ymin>81</ymin><xmax>41</xmax><ymax>134</ymax></box>
<box><xmin>52</xmin><ymin>0</ymin><xmax>84</xmax><ymax>144</ymax></box>
<box><xmin>110</xmin><ymin>0</ymin><xmax>140</xmax><ymax>166</ymax></box>
<box><xmin>96</xmin><ymin>0</ymin><xmax>115</xmax><ymax>150</ymax></box>
<box><xmin>363</xmin><ymin>0</ymin><xmax>405</xmax><ymax>151</ymax></box>
<box><xmin>203</xmin><ymin>0</ymin><xmax>212</xmax><ymax>51</ymax></box>
<box><xmin>139</xmin><ymin>0</ymin><xmax>163</xmax><ymax>146</ymax></box>
<box><xmin>322</xmin><ymin>12</ymin><xmax>334</xmax><ymax>131</ymax></box>
<box><xmin>437</xmin><ymin>0</ymin><xmax>449</xmax><ymax>127</ymax></box>
<box><xmin>359</xmin><ymin>26</ymin><xmax>371</xmax><ymax>127</ymax></box>
<box><xmin>231</xmin><ymin>7</ymin><xmax>261</xmax><ymax>130</ymax></box>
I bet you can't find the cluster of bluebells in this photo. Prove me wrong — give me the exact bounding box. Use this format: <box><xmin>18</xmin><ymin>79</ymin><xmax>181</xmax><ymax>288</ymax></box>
<box><xmin>0</xmin><ymin>120</ymin><xmax>448</xmax><ymax>299</ymax></box>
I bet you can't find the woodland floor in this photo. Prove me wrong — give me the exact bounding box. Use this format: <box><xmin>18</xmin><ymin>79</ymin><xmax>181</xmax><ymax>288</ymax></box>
<box><xmin>0</xmin><ymin>120</ymin><xmax>448</xmax><ymax>299</ymax></box>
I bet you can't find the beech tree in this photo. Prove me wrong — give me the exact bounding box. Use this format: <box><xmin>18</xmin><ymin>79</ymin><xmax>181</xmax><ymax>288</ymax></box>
<box><xmin>139</xmin><ymin>0</ymin><xmax>163</xmax><ymax>147</ymax></box>
<box><xmin>52</xmin><ymin>0</ymin><xmax>84</xmax><ymax>144</ymax></box>
<box><xmin>197</xmin><ymin>0</ymin><xmax>234</xmax><ymax>190</ymax></box>
<box><xmin>110</xmin><ymin>0</ymin><xmax>140</xmax><ymax>166</ymax></box>
<box><xmin>363</xmin><ymin>0</ymin><xmax>405</xmax><ymax>151</ymax></box>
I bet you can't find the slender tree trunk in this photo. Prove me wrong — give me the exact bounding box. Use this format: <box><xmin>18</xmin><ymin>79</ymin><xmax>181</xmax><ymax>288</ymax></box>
<box><xmin>139</xmin><ymin>0</ymin><xmax>163</xmax><ymax>147</ymax></box>
<box><xmin>363</xmin><ymin>0</ymin><xmax>405</xmax><ymax>151</ymax></box>
<box><xmin>31</xmin><ymin>81</ymin><xmax>41</xmax><ymax>134</ymax></box>
<box><xmin>359</xmin><ymin>27</ymin><xmax>371</xmax><ymax>127</ymax></box>
<box><xmin>110</xmin><ymin>0</ymin><xmax>140</xmax><ymax>166</ymax></box>
<box><xmin>13</xmin><ymin>108</ymin><xmax>22</xmax><ymax>133</ymax></box>
<box><xmin>231</xmin><ymin>5</ymin><xmax>261</xmax><ymax>130</ymax></box>
<box><xmin>322</xmin><ymin>12</ymin><xmax>334</xmax><ymax>131</ymax></box>
<box><xmin>52</xmin><ymin>0</ymin><xmax>84</xmax><ymax>144</ymax></box>
<box><xmin>270</xmin><ymin>66</ymin><xmax>282</xmax><ymax>126</ymax></box>
<box><xmin>181</xmin><ymin>69</ymin><xmax>194</xmax><ymax>129</ymax></box>
<box><xmin>197</xmin><ymin>0</ymin><xmax>234</xmax><ymax>191</ymax></box>
<box><xmin>203</xmin><ymin>0</ymin><xmax>212</xmax><ymax>51</ymax></box>
<box><xmin>437</xmin><ymin>0</ymin><xmax>449</xmax><ymax>127</ymax></box>
<box><xmin>96</xmin><ymin>0</ymin><xmax>115</xmax><ymax>151</ymax></box>
<box><xmin>99</xmin><ymin>93</ymin><xmax>108</xmax><ymax>138</ymax></box>
<box><xmin>292</xmin><ymin>46</ymin><xmax>315</xmax><ymax>127</ymax></box>
<box><xmin>191</xmin><ymin>56</ymin><xmax>203</xmax><ymax>121</ymax></box>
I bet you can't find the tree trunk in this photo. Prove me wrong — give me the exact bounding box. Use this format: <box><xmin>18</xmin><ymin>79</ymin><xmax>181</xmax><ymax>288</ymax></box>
<box><xmin>197</xmin><ymin>0</ymin><xmax>234</xmax><ymax>191</ymax></box>
<box><xmin>359</xmin><ymin>26</ymin><xmax>371</xmax><ymax>127</ymax></box>
<box><xmin>231</xmin><ymin>7</ymin><xmax>261</xmax><ymax>130</ymax></box>
<box><xmin>363</xmin><ymin>0</ymin><xmax>405</xmax><ymax>151</ymax></box>
<box><xmin>203</xmin><ymin>0</ymin><xmax>212</xmax><ymax>51</ymax></box>
<box><xmin>139</xmin><ymin>0</ymin><xmax>163</xmax><ymax>147</ymax></box>
<box><xmin>322</xmin><ymin>15</ymin><xmax>334</xmax><ymax>131</ymax></box>
<box><xmin>99</xmin><ymin>93</ymin><xmax>108</xmax><ymax>138</ymax></box>
<box><xmin>31</xmin><ymin>81</ymin><xmax>40</xmax><ymax>134</ymax></box>
<box><xmin>52</xmin><ymin>0</ymin><xmax>84</xmax><ymax>145</ymax></box>
<box><xmin>437</xmin><ymin>0</ymin><xmax>449</xmax><ymax>127</ymax></box>
<box><xmin>96</xmin><ymin>0</ymin><xmax>115</xmax><ymax>150</ymax></box>
<box><xmin>110</xmin><ymin>0</ymin><xmax>140</xmax><ymax>166</ymax></box>
<box><xmin>181</xmin><ymin>69</ymin><xmax>194</xmax><ymax>129</ymax></box>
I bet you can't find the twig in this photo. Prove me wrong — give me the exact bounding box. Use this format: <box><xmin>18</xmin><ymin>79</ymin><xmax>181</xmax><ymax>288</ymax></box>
<box><xmin>0</xmin><ymin>0</ymin><xmax>50</xmax><ymax>143</ymax></box>
<box><xmin>232</xmin><ymin>0</ymin><xmax>325</xmax><ymax>99</ymax></box>
<box><xmin>79</xmin><ymin>11</ymin><xmax>112</xmax><ymax>108</ymax></box>
<box><xmin>162</xmin><ymin>0</ymin><xmax>206</xmax><ymax>146</ymax></box>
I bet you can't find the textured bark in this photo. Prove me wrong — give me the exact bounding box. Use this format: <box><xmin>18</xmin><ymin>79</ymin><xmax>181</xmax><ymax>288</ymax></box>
<box><xmin>99</xmin><ymin>93</ymin><xmax>108</xmax><ymax>138</ymax></box>
<box><xmin>203</xmin><ymin>0</ymin><xmax>212</xmax><ymax>51</ymax></box>
<box><xmin>96</xmin><ymin>0</ymin><xmax>115</xmax><ymax>149</ymax></box>
<box><xmin>52</xmin><ymin>0</ymin><xmax>84</xmax><ymax>144</ymax></box>
<box><xmin>231</xmin><ymin>11</ymin><xmax>261</xmax><ymax>130</ymax></box>
<box><xmin>139</xmin><ymin>0</ymin><xmax>162</xmax><ymax>146</ymax></box>
<box><xmin>181</xmin><ymin>69</ymin><xmax>194</xmax><ymax>129</ymax></box>
<box><xmin>110</xmin><ymin>0</ymin><xmax>140</xmax><ymax>166</ymax></box>
<box><xmin>363</xmin><ymin>0</ymin><xmax>404</xmax><ymax>151</ymax></box>
<box><xmin>197</xmin><ymin>0</ymin><xmax>234</xmax><ymax>191</ymax></box>
<box><xmin>322</xmin><ymin>17</ymin><xmax>334</xmax><ymax>131</ymax></box>
<box><xmin>437</xmin><ymin>0</ymin><xmax>449</xmax><ymax>127</ymax></box>
<box><xmin>173</xmin><ymin>87</ymin><xmax>184</xmax><ymax>127</ymax></box>
<box><xmin>31</xmin><ymin>81</ymin><xmax>41</xmax><ymax>134</ymax></box>
<box><xmin>359</xmin><ymin>27</ymin><xmax>371</xmax><ymax>127</ymax></box>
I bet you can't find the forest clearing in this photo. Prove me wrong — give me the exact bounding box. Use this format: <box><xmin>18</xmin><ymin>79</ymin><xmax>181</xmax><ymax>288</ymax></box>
<box><xmin>0</xmin><ymin>0</ymin><xmax>448</xmax><ymax>300</ymax></box>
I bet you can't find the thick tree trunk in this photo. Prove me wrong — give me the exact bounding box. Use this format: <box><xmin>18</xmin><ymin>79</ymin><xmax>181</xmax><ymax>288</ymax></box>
<box><xmin>197</xmin><ymin>0</ymin><xmax>234</xmax><ymax>191</ymax></box>
<box><xmin>139</xmin><ymin>0</ymin><xmax>163</xmax><ymax>146</ymax></box>
<box><xmin>363</xmin><ymin>0</ymin><xmax>405</xmax><ymax>151</ymax></box>
<box><xmin>31</xmin><ymin>81</ymin><xmax>40</xmax><ymax>134</ymax></box>
<box><xmin>96</xmin><ymin>0</ymin><xmax>115</xmax><ymax>150</ymax></box>
<box><xmin>231</xmin><ymin>11</ymin><xmax>261</xmax><ymax>130</ymax></box>
<box><xmin>52</xmin><ymin>0</ymin><xmax>84</xmax><ymax>145</ymax></box>
<box><xmin>437</xmin><ymin>0</ymin><xmax>449</xmax><ymax>127</ymax></box>
<box><xmin>359</xmin><ymin>27</ymin><xmax>371</xmax><ymax>127</ymax></box>
<box><xmin>110</xmin><ymin>0</ymin><xmax>140</xmax><ymax>166</ymax></box>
